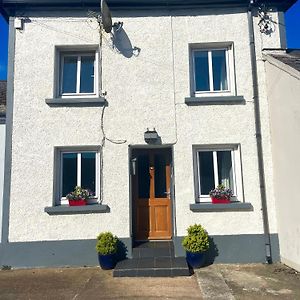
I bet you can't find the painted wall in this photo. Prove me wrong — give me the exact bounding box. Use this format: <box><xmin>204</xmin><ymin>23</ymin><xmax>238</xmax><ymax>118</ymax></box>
<box><xmin>0</xmin><ymin>122</ymin><xmax>5</xmax><ymax>243</ymax></box>
<box><xmin>6</xmin><ymin>8</ymin><xmax>282</xmax><ymax>247</ymax></box>
<box><xmin>265</xmin><ymin>58</ymin><xmax>300</xmax><ymax>272</ymax></box>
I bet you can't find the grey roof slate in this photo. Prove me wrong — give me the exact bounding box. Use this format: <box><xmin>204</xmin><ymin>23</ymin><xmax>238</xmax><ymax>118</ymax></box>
<box><xmin>0</xmin><ymin>81</ymin><xmax>7</xmax><ymax>117</ymax></box>
<box><xmin>270</xmin><ymin>50</ymin><xmax>300</xmax><ymax>73</ymax></box>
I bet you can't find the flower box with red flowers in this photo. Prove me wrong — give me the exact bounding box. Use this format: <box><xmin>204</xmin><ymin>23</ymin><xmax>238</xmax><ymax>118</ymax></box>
<box><xmin>209</xmin><ymin>185</ymin><xmax>232</xmax><ymax>204</ymax></box>
<box><xmin>66</xmin><ymin>186</ymin><xmax>92</xmax><ymax>206</ymax></box>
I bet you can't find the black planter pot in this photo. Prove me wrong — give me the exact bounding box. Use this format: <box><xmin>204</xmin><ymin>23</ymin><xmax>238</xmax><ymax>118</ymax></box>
<box><xmin>98</xmin><ymin>253</ymin><xmax>116</xmax><ymax>270</ymax></box>
<box><xmin>186</xmin><ymin>251</ymin><xmax>206</xmax><ymax>268</ymax></box>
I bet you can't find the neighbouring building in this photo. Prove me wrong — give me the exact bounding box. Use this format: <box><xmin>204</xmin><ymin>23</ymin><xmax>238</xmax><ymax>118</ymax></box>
<box><xmin>0</xmin><ymin>80</ymin><xmax>6</xmax><ymax>244</ymax></box>
<box><xmin>0</xmin><ymin>0</ymin><xmax>297</xmax><ymax>268</ymax></box>
<box><xmin>264</xmin><ymin>49</ymin><xmax>300</xmax><ymax>272</ymax></box>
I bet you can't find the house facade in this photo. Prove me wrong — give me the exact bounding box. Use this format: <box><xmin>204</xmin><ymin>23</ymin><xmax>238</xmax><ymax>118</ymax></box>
<box><xmin>264</xmin><ymin>49</ymin><xmax>300</xmax><ymax>272</ymax></box>
<box><xmin>0</xmin><ymin>0</ymin><xmax>296</xmax><ymax>268</ymax></box>
<box><xmin>0</xmin><ymin>81</ymin><xmax>6</xmax><ymax>244</ymax></box>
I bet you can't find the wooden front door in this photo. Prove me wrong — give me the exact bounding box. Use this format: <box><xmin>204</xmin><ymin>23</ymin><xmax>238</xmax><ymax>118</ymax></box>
<box><xmin>132</xmin><ymin>148</ymin><xmax>172</xmax><ymax>240</ymax></box>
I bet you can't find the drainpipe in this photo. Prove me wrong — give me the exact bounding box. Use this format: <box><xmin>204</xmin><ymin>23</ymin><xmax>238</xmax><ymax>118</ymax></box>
<box><xmin>247</xmin><ymin>0</ymin><xmax>272</xmax><ymax>264</ymax></box>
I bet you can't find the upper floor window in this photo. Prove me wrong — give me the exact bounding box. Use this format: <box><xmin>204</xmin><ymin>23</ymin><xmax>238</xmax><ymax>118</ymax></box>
<box><xmin>191</xmin><ymin>43</ymin><xmax>235</xmax><ymax>97</ymax></box>
<box><xmin>59</xmin><ymin>51</ymin><xmax>98</xmax><ymax>98</ymax></box>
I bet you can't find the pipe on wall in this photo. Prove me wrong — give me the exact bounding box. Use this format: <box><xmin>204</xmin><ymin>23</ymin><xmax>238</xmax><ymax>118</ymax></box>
<box><xmin>247</xmin><ymin>0</ymin><xmax>272</xmax><ymax>264</ymax></box>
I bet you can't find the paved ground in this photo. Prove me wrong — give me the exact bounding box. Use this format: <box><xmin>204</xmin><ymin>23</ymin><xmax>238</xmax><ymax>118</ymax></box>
<box><xmin>0</xmin><ymin>263</ymin><xmax>300</xmax><ymax>299</ymax></box>
<box><xmin>196</xmin><ymin>263</ymin><xmax>300</xmax><ymax>300</ymax></box>
<box><xmin>0</xmin><ymin>267</ymin><xmax>202</xmax><ymax>300</ymax></box>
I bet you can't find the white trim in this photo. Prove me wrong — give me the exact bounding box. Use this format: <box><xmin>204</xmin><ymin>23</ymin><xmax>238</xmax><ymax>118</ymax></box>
<box><xmin>77</xmin><ymin>153</ymin><xmax>81</xmax><ymax>187</ymax></box>
<box><xmin>58</xmin><ymin>150</ymin><xmax>100</xmax><ymax>205</ymax></box>
<box><xmin>195</xmin><ymin>145</ymin><xmax>243</xmax><ymax>203</ymax></box>
<box><xmin>59</xmin><ymin>51</ymin><xmax>98</xmax><ymax>98</ymax></box>
<box><xmin>191</xmin><ymin>45</ymin><xmax>236</xmax><ymax>97</ymax></box>
<box><xmin>212</xmin><ymin>150</ymin><xmax>219</xmax><ymax>188</ymax></box>
<box><xmin>208</xmin><ymin>50</ymin><xmax>214</xmax><ymax>92</ymax></box>
<box><xmin>76</xmin><ymin>55</ymin><xmax>81</xmax><ymax>94</ymax></box>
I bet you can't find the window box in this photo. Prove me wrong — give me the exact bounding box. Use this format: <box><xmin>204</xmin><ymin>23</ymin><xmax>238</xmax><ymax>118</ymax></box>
<box><xmin>211</xmin><ymin>197</ymin><xmax>231</xmax><ymax>204</ymax></box>
<box><xmin>68</xmin><ymin>199</ymin><xmax>87</xmax><ymax>206</ymax></box>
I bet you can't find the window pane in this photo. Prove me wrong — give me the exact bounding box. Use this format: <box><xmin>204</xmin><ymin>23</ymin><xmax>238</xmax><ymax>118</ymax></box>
<box><xmin>62</xmin><ymin>56</ymin><xmax>77</xmax><ymax>93</ymax></box>
<box><xmin>80</xmin><ymin>56</ymin><xmax>95</xmax><ymax>93</ymax></box>
<box><xmin>138</xmin><ymin>155</ymin><xmax>150</xmax><ymax>198</ymax></box>
<box><xmin>81</xmin><ymin>152</ymin><xmax>96</xmax><ymax>195</ymax></box>
<box><xmin>199</xmin><ymin>151</ymin><xmax>215</xmax><ymax>195</ymax></box>
<box><xmin>62</xmin><ymin>153</ymin><xmax>77</xmax><ymax>197</ymax></box>
<box><xmin>217</xmin><ymin>151</ymin><xmax>234</xmax><ymax>190</ymax></box>
<box><xmin>212</xmin><ymin>50</ymin><xmax>228</xmax><ymax>91</ymax></box>
<box><xmin>194</xmin><ymin>51</ymin><xmax>210</xmax><ymax>91</ymax></box>
<box><xmin>154</xmin><ymin>154</ymin><xmax>167</xmax><ymax>198</ymax></box>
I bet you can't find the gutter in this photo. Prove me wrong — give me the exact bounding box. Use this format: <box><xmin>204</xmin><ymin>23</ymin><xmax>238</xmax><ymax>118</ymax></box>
<box><xmin>247</xmin><ymin>0</ymin><xmax>272</xmax><ymax>264</ymax></box>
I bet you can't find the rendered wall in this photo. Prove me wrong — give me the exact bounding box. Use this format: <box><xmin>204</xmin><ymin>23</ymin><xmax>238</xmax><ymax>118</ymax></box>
<box><xmin>6</xmin><ymin>8</ymin><xmax>281</xmax><ymax>249</ymax></box>
<box><xmin>266</xmin><ymin>60</ymin><xmax>300</xmax><ymax>272</ymax></box>
<box><xmin>0</xmin><ymin>122</ymin><xmax>5</xmax><ymax>243</ymax></box>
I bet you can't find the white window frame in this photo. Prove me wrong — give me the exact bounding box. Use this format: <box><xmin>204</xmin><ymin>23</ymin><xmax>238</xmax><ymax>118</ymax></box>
<box><xmin>58</xmin><ymin>149</ymin><xmax>100</xmax><ymax>205</ymax></box>
<box><xmin>194</xmin><ymin>145</ymin><xmax>243</xmax><ymax>203</ymax></box>
<box><xmin>191</xmin><ymin>44</ymin><xmax>236</xmax><ymax>97</ymax></box>
<box><xmin>59</xmin><ymin>51</ymin><xmax>99</xmax><ymax>98</ymax></box>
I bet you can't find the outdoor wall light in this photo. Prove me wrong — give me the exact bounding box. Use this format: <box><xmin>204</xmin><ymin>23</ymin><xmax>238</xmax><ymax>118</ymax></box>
<box><xmin>144</xmin><ymin>128</ymin><xmax>160</xmax><ymax>144</ymax></box>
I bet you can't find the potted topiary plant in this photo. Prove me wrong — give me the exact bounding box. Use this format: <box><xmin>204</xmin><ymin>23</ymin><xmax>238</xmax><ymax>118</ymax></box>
<box><xmin>66</xmin><ymin>186</ymin><xmax>91</xmax><ymax>206</ymax></box>
<box><xmin>209</xmin><ymin>184</ymin><xmax>232</xmax><ymax>204</ymax></box>
<box><xmin>96</xmin><ymin>232</ymin><xmax>118</xmax><ymax>270</ymax></box>
<box><xmin>182</xmin><ymin>224</ymin><xmax>210</xmax><ymax>268</ymax></box>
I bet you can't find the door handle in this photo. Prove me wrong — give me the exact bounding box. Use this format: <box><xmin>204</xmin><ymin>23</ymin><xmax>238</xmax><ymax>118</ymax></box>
<box><xmin>164</xmin><ymin>191</ymin><xmax>171</xmax><ymax>198</ymax></box>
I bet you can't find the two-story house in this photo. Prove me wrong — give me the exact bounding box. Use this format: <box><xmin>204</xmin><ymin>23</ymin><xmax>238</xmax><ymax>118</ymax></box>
<box><xmin>0</xmin><ymin>0</ymin><xmax>296</xmax><ymax>269</ymax></box>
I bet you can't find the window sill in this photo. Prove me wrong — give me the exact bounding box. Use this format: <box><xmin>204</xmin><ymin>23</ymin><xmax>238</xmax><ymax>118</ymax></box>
<box><xmin>45</xmin><ymin>97</ymin><xmax>106</xmax><ymax>107</ymax></box>
<box><xmin>190</xmin><ymin>202</ymin><xmax>253</xmax><ymax>212</ymax></box>
<box><xmin>44</xmin><ymin>204</ymin><xmax>110</xmax><ymax>215</ymax></box>
<box><xmin>185</xmin><ymin>95</ymin><xmax>245</xmax><ymax>105</ymax></box>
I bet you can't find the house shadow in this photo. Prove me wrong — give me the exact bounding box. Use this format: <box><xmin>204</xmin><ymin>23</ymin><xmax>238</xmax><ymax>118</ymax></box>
<box><xmin>204</xmin><ymin>237</ymin><xmax>219</xmax><ymax>266</ymax></box>
<box><xmin>112</xmin><ymin>27</ymin><xmax>141</xmax><ymax>58</ymax></box>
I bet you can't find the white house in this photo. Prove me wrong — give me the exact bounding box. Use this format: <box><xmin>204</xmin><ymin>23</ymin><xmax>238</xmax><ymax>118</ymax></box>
<box><xmin>0</xmin><ymin>81</ymin><xmax>6</xmax><ymax>245</ymax></box>
<box><xmin>0</xmin><ymin>0</ymin><xmax>296</xmax><ymax>269</ymax></box>
<box><xmin>264</xmin><ymin>49</ymin><xmax>300</xmax><ymax>272</ymax></box>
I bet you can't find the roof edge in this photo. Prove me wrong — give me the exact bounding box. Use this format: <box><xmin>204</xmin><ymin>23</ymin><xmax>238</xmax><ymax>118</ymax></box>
<box><xmin>1</xmin><ymin>0</ymin><xmax>297</xmax><ymax>14</ymax></box>
<box><xmin>263</xmin><ymin>50</ymin><xmax>300</xmax><ymax>80</ymax></box>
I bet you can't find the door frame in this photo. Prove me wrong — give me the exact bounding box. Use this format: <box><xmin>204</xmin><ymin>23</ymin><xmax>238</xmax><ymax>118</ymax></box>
<box><xmin>128</xmin><ymin>145</ymin><xmax>176</xmax><ymax>243</ymax></box>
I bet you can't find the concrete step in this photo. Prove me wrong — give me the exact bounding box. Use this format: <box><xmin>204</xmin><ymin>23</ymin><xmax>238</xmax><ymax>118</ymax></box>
<box><xmin>132</xmin><ymin>241</ymin><xmax>174</xmax><ymax>258</ymax></box>
<box><xmin>113</xmin><ymin>257</ymin><xmax>191</xmax><ymax>277</ymax></box>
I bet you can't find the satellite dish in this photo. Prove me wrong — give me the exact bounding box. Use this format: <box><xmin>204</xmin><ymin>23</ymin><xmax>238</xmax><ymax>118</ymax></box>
<box><xmin>101</xmin><ymin>0</ymin><xmax>112</xmax><ymax>33</ymax></box>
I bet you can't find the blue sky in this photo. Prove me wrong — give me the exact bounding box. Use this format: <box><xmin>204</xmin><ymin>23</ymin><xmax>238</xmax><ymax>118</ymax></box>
<box><xmin>0</xmin><ymin>1</ymin><xmax>300</xmax><ymax>80</ymax></box>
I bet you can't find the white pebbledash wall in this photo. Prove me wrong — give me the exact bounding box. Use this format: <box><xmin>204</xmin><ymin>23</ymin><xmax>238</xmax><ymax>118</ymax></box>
<box><xmin>265</xmin><ymin>58</ymin><xmax>300</xmax><ymax>272</ymax></box>
<box><xmin>8</xmin><ymin>8</ymin><xmax>283</xmax><ymax>243</ymax></box>
<box><xmin>0</xmin><ymin>122</ymin><xmax>5</xmax><ymax>242</ymax></box>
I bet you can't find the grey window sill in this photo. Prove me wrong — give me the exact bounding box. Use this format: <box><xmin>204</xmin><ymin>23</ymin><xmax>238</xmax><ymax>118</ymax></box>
<box><xmin>185</xmin><ymin>95</ymin><xmax>245</xmax><ymax>105</ymax></box>
<box><xmin>190</xmin><ymin>202</ymin><xmax>253</xmax><ymax>212</ymax></box>
<box><xmin>45</xmin><ymin>97</ymin><xmax>106</xmax><ymax>106</ymax></box>
<box><xmin>44</xmin><ymin>204</ymin><xmax>110</xmax><ymax>215</ymax></box>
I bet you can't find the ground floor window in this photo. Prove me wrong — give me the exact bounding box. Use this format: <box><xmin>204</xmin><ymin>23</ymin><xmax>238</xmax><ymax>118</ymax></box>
<box><xmin>193</xmin><ymin>145</ymin><xmax>243</xmax><ymax>202</ymax></box>
<box><xmin>55</xmin><ymin>147</ymin><xmax>100</xmax><ymax>205</ymax></box>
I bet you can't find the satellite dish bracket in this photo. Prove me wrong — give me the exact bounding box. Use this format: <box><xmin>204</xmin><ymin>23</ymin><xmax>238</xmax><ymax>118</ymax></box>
<box><xmin>112</xmin><ymin>21</ymin><xmax>123</xmax><ymax>32</ymax></box>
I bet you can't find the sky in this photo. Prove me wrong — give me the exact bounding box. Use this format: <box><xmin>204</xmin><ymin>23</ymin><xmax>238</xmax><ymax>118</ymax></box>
<box><xmin>0</xmin><ymin>1</ymin><xmax>300</xmax><ymax>80</ymax></box>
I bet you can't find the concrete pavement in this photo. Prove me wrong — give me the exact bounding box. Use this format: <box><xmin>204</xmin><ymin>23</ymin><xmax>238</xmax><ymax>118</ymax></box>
<box><xmin>0</xmin><ymin>263</ymin><xmax>300</xmax><ymax>299</ymax></box>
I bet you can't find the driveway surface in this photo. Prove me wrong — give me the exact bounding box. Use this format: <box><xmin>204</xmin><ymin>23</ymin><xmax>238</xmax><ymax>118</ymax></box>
<box><xmin>0</xmin><ymin>267</ymin><xmax>202</xmax><ymax>300</ymax></box>
<box><xmin>0</xmin><ymin>263</ymin><xmax>300</xmax><ymax>299</ymax></box>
